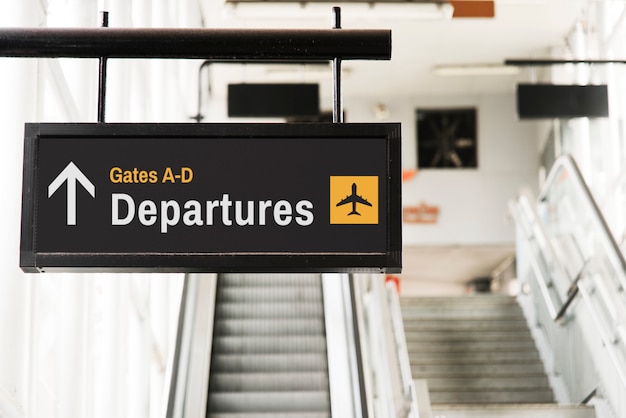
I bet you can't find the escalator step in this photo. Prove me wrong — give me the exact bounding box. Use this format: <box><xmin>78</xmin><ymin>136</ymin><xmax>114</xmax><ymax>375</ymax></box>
<box><xmin>218</xmin><ymin>273</ymin><xmax>321</xmax><ymax>287</ymax></box>
<box><xmin>208</xmin><ymin>391</ymin><xmax>330</xmax><ymax>413</ymax></box>
<box><xmin>207</xmin><ymin>274</ymin><xmax>330</xmax><ymax>417</ymax></box>
<box><xmin>215</xmin><ymin>302</ymin><xmax>324</xmax><ymax>319</ymax></box>
<box><xmin>209</xmin><ymin>372</ymin><xmax>329</xmax><ymax>392</ymax></box>
<box><xmin>214</xmin><ymin>319</ymin><xmax>325</xmax><ymax>336</ymax></box>
<box><xmin>217</xmin><ymin>287</ymin><xmax>322</xmax><ymax>303</ymax></box>
<box><xmin>209</xmin><ymin>413</ymin><xmax>330</xmax><ymax>418</ymax></box>
<box><xmin>212</xmin><ymin>336</ymin><xmax>327</xmax><ymax>354</ymax></box>
<box><xmin>211</xmin><ymin>353</ymin><xmax>328</xmax><ymax>373</ymax></box>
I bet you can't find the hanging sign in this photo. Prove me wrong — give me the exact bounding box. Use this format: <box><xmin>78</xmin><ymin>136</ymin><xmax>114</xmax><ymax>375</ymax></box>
<box><xmin>20</xmin><ymin>123</ymin><xmax>401</xmax><ymax>273</ymax></box>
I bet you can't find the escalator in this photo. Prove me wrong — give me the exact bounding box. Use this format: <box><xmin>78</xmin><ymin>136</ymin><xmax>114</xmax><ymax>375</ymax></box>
<box><xmin>206</xmin><ymin>273</ymin><xmax>331</xmax><ymax>417</ymax></box>
<box><xmin>165</xmin><ymin>271</ymin><xmax>371</xmax><ymax>418</ymax></box>
<box><xmin>165</xmin><ymin>269</ymin><xmax>418</xmax><ymax>418</ymax></box>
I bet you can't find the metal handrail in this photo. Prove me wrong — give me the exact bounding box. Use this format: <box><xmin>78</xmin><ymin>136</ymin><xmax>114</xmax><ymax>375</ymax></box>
<box><xmin>346</xmin><ymin>274</ymin><xmax>369</xmax><ymax>418</ymax></box>
<box><xmin>509</xmin><ymin>190</ymin><xmax>566</xmax><ymax>320</ymax></box>
<box><xmin>539</xmin><ymin>154</ymin><xmax>626</xmax><ymax>294</ymax></box>
<box><xmin>385</xmin><ymin>281</ymin><xmax>420</xmax><ymax>418</ymax></box>
<box><xmin>511</xmin><ymin>153</ymin><xmax>626</xmax><ymax>393</ymax></box>
<box><xmin>578</xmin><ymin>281</ymin><xmax>626</xmax><ymax>389</ymax></box>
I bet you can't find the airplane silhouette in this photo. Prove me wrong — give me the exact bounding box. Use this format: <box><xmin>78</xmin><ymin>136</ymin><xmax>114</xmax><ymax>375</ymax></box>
<box><xmin>336</xmin><ymin>183</ymin><xmax>372</xmax><ymax>216</ymax></box>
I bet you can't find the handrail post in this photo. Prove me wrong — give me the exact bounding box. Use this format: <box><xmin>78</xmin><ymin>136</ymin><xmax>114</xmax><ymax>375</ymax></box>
<box><xmin>332</xmin><ymin>7</ymin><xmax>343</xmax><ymax>123</ymax></box>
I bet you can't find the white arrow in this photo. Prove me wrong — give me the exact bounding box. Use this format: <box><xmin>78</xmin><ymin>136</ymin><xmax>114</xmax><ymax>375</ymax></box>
<box><xmin>48</xmin><ymin>161</ymin><xmax>96</xmax><ymax>226</ymax></box>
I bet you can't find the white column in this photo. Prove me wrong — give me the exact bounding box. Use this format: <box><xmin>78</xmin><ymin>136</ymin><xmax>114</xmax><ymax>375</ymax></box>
<box><xmin>567</xmin><ymin>22</ymin><xmax>593</xmax><ymax>186</ymax></box>
<box><xmin>598</xmin><ymin>0</ymin><xmax>624</xmax><ymax>240</ymax></box>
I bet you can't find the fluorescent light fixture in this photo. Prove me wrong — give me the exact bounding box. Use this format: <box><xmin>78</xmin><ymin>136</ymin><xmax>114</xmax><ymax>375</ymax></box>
<box><xmin>264</xmin><ymin>64</ymin><xmax>351</xmax><ymax>77</ymax></box>
<box><xmin>223</xmin><ymin>3</ymin><xmax>453</xmax><ymax>21</ymax></box>
<box><xmin>433</xmin><ymin>64</ymin><xmax>521</xmax><ymax>76</ymax></box>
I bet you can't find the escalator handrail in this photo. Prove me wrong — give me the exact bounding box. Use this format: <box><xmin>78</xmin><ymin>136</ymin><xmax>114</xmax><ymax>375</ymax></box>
<box><xmin>165</xmin><ymin>275</ymin><xmax>190</xmax><ymax>418</ymax></box>
<box><xmin>347</xmin><ymin>274</ymin><xmax>369</xmax><ymax>418</ymax></box>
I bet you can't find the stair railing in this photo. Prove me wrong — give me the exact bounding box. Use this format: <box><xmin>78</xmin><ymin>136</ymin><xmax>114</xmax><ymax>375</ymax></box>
<box><xmin>510</xmin><ymin>154</ymin><xmax>626</xmax><ymax>398</ymax></box>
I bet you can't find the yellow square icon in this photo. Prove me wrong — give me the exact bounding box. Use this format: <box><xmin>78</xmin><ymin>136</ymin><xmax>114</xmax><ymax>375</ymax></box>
<box><xmin>330</xmin><ymin>176</ymin><xmax>378</xmax><ymax>224</ymax></box>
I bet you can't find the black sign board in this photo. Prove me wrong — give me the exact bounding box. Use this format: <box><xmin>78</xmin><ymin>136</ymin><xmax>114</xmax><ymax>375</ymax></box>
<box><xmin>516</xmin><ymin>84</ymin><xmax>609</xmax><ymax>119</ymax></box>
<box><xmin>20</xmin><ymin>123</ymin><xmax>401</xmax><ymax>273</ymax></box>
<box><xmin>228</xmin><ymin>83</ymin><xmax>320</xmax><ymax>118</ymax></box>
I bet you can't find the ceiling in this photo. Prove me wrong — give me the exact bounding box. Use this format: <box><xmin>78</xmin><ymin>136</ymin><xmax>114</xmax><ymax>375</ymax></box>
<box><xmin>199</xmin><ymin>0</ymin><xmax>588</xmax><ymax>99</ymax></box>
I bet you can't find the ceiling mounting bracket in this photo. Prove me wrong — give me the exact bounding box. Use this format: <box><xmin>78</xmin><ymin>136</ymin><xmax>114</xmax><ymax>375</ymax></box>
<box><xmin>97</xmin><ymin>11</ymin><xmax>109</xmax><ymax>123</ymax></box>
<box><xmin>332</xmin><ymin>6</ymin><xmax>343</xmax><ymax>123</ymax></box>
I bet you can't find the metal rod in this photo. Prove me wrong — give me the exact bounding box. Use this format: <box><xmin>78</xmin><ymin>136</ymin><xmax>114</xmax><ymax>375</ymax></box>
<box><xmin>191</xmin><ymin>61</ymin><xmax>212</xmax><ymax>123</ymax></box>
<box><xmin>97</xmin><ymin>11</ymin><xmax>109</xmax><ymax>123</ymax></box>
<box><xmin>332</xmin><ymin>7</ymin><xmax>343</xmax><ymax>123</ymax></box>
<box><xmin>0</xmin><ymin>28</ymin><xmax>391</xmax><ymax>60</ymax></box>
<box><xmin>506</xmin><ymin>58</ymin><xmax>626</xmax><ymax>66</ymax></box>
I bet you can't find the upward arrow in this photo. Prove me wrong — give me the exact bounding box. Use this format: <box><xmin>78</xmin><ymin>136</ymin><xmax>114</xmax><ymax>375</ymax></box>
<box><xmin>48</xmin><ymin>161</ymin><xmax>96</xmax><ymax>226</ymax></box>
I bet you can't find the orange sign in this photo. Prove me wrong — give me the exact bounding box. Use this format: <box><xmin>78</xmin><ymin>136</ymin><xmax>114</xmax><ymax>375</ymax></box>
<box><xmin>403</xmin><ymin>202</ymin><xmax>440</xmax><ymax>224</ymax></box>
<box><xmin>450</xmin><ymin>1</ymin><xmax>495</xmax><ymax>18</ymax></box>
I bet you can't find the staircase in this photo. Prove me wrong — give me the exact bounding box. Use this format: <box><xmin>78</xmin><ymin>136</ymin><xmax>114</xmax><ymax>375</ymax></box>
<box><xmin>401</xmin><ymin>294</ymin><xmax>595</xmax><ymax>418</ymax></box>
<box><xmin>206</xmin><ymin>273</ymin><xmax>331</xmax><ymax>418</ymax></box>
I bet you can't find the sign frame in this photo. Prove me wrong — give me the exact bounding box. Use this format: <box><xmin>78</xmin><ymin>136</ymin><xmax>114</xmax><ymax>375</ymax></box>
<box><xmin>20</xmin><ymin>122</ymin><xmax>401</xmax><ymax>274</ymax></box>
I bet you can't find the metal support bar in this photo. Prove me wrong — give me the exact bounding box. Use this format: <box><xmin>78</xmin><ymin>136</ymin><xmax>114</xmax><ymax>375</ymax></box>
<box><xmin>97</xmin><ymin>11</ymin><xmax>109</xmax><ymax>123</ymax></box>
<box><xmin>554</xmin><ymin>259</ymin><xmax>590</xmax><ymax>322</ymax></box>
<box><xmin>332</xmin><ymin>7</ymin><xmax>343</xmax><ymax>123</ymax></box>
<box><xmin>506</xmin><ymin>58</ymin><xmax>626</xmax><ymax>66</ymax></box>
<box><xmin>0</xmin><ymin>28</ymin><xmax>391</xmax><ymax>60</ymax></box>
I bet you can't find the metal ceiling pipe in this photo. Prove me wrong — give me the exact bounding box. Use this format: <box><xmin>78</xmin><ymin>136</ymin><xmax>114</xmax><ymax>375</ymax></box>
<box><xmin>0</xmin><ymin>28</ymin><xmax>391</xmax><ymax>60</ymax></box>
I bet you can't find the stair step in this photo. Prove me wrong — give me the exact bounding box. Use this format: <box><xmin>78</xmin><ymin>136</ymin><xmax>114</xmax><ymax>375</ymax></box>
<box><xmin>211</xmin><ymin>354</ymin><xmax>328</xmax><ymax>373</ymax></box>
<box><xmin>409</xmin><ymin>350</ymin><xmax>540</xmax><ymax>363</ymax></box>
<box><xmin>207</xmin><ymin>391</ymin><xmax>329</xmax><ymax>413</ymax></box>
<box><xmin>426</xmin><ymin>376</ymin><xmax>551</xmax><ymax>391</ymax></box>
<box><xmin>401</xmin><ymin>302</ymin><xmax>522</xmax><ymax>316</ymax></box>
<box><xmin>401</xmin><ymin>311</ymin><xmax>524</xmax><ymax>321</ymax></box>
<box><xmin>406</xmin><ymin>340</ymin><xmax>537</xmax><ymax>352</ymax></box>
<box><xmin>217</xmin><ymin>286</ymin><xmax>322</xmax><ymax>303</ymax></box>
<box><xmin>411</xmin><ymin>360</ymin><xmax>546</xmax><ymax>377</ymax></box>
<box><xmin>431</xmin><ymin>404</ymin><xmax>595</xmax><ymax>418</ymax></box>
<box><xmin>429</xmin><ymin>389</ymin><xmax>554</xmax><ymax>404</ymax></box>
<box><xmin>401</xmin><ymin>296</ymin><xmax>518</xmax><ymax>306</ymax></box>
<box><xmin>403</xmin><ymin>320</ymin><xmax>530</xmax><ymax>332</ymax></box>
<box><xmin>212</xmin><ymin>336</ymin><xmax>327</xmax><ymax>354</ymax></box>
<box><xmin>405</xmin><ymin>330</ymin><xmax>533</xmax><ymax>343</ymax></box>
<box><xmin>402</xmin><ymin>295</ymin><xmax>556</xmax><ymax>407</ymax></box>
<box><xmin>214</xmin><ymin>319</ymin><xmax>325</xmax><ymax>336</ymax></box>
<box><xmin>210</xmin><ymin>372</ymin><xmax>329</xmax><ymax>392</ymax></box>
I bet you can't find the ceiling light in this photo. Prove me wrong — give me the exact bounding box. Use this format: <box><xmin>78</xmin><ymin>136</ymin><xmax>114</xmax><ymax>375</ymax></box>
<box><xmin>433</xmin><ymin>64</ymin><xmax>521</xmax><ymax>76</ymax></box>
<box><xmin>223</xmin><ymin>3</ymin><xmax>453</xmax><ymax>21</ymax></box>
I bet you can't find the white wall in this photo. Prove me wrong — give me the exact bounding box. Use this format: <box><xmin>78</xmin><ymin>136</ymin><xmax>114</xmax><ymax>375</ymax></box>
<box><xmin>345</xmin><ymin>94</ymin><xmax>540</xmax><ymax>246</ymax></box>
